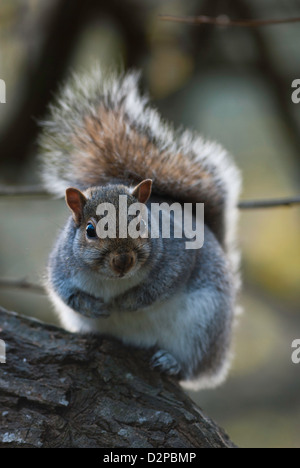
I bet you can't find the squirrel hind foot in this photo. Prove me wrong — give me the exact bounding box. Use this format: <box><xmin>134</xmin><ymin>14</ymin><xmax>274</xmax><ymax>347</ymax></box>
<box><xmin>150</xmin><ymin>349</ymin><xmax>182</xmax><ymax>377</ymax></box>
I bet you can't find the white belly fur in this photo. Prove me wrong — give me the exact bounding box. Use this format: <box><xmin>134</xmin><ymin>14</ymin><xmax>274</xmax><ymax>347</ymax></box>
<box><xmin>47</xmin><ymin>268</ymin><xmax>216</xmax><ymax>370</ymax></box>
<box><xmin>48</xmin><ymin>284</ymin><xmax>186</xmax><ymax>350</ymax></box>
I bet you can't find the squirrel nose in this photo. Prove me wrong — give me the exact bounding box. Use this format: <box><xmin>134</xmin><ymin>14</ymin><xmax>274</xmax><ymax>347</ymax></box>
<box><xmin>111</xmin><ymin>253</ymin><xmax>135</xmax><ymax>274</ymax></box>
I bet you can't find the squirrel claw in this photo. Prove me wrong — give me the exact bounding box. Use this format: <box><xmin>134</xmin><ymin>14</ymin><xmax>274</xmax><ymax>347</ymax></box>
<box><xmin>150</xmin><ymin>349</ymin><xmax>181</xmax><ymax>376</ymax></box>
<box><xmin>79</xmin><ymin>308</ymin><xmax>110</xmax><ymax>319</ymax></box>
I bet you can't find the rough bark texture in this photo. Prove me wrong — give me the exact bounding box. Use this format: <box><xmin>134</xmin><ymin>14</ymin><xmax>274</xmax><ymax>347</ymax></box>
<box><xmin>0</xmin><ymin>306</ymin><xmax>235</xmax><ymax>448</ymax></box>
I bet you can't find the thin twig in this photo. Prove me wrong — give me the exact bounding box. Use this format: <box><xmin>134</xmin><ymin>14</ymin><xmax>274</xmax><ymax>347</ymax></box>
<box><xmin>159</xmin><ymin>14</ymin><xmax>300</xmax><ymax>28</ymax></box>
<box><xmin>0</xmin><ymin>185</ymin><xmax>300</xmax><ymax>209</ymax></box>
<box><xmin>0</xmin><ymin>185</ymin><xmax>48</xmax><ymax>197</ymax></box>
<box><xmin>238</xmin><ymin>197</ymin><xmax>300</xmax><ymax>209</ymax></box>
<box><xmin>0</xmin><ymin>191</ymin><xmax>299</xmax><ymax>299</ymax></box>
<box><xmin>0</xmin><ymin>279</ymin><xmax>45</xmax><ymax>294</ymax></box>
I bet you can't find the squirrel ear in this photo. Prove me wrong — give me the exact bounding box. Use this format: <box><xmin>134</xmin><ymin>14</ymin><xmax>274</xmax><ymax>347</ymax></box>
<box><xmin>65</xmin><ymin>188</ymin><xmax>87</xmax><ymax>225</ymax></box>
<box><xmin>131</xmin><ymin>179</ymin><xmax>152</xmax><ymax>204</ymax></box>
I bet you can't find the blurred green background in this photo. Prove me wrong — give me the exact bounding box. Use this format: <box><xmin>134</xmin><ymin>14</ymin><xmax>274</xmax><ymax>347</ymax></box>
<box><xmin>0</xmin><ymin>0</ymin><xmax>300</xmax><ymax>448</ymax></box>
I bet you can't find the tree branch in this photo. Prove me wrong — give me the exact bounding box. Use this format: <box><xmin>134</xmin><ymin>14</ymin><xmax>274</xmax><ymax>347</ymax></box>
<box><xmin>0</xmin><ymin>184</ymin><xmax>47</xmax><ymax>197</ymax></box>
<box><xmin>230</xmin><ymin>0</ymin><xmax>300</xmax><ymax>182</ymax></box>
<box><xmin>238</xmin><ymin>196</ymin><xmax>300</xmax><ymax>209</ymax></box>
<box><xmin>0</xmin><ymin>305</ymin><xmax>235</xmax><ymax>448</ymax></box>
<box><xmin>0</xmin><ymin>278</ymin><xmax>45</xmax><ymax>294</ymax></box>
<box><xmin>0</xmin><ymin>0</ymin><xmax>148</xmax><ymax>174</ymax></box>
<box><xmin>1</xmin><ymin>185</ymin><xmax>300</xmax><ymax>210</ymax></box>
<box><xmin>159</xmin><ymin>14</ymin><xmax>300</xmax><ymax>28</ymax></box>
<box><xmin>0</xmin><ymin>0</ymin><xmax>88</xmax><ymax>172</ymax></box>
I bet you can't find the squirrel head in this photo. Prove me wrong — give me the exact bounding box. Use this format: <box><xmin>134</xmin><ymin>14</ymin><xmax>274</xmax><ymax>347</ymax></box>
<box><xmin>65</xmin><ymin>180</ymin><xmax>153</xmax><ymax>279</ymax></box>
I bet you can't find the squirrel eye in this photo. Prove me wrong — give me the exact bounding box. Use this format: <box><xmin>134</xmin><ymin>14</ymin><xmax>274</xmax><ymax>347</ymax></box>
<box><xmin>86</xmin><ymin>222</ymin><xmax>97</xmax><ymax>238</ymax></box>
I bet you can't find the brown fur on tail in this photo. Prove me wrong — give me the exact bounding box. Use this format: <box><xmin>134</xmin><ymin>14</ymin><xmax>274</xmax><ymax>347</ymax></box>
<box><xmin>71</xmin><ymin>107</ymin><xmax>224</xmax><ymax>243</ymax></box>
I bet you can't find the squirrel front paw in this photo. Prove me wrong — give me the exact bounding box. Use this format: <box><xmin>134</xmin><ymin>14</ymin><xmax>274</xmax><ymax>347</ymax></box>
<box><xmin>68</xmin><ymin>291</ymin><xmax>110</xmax><ymax>318</ymax></box>
<box><xmin>150</xmin><ymin>350</ymin><xmax>182</xmax><ymax>377</ymax></box>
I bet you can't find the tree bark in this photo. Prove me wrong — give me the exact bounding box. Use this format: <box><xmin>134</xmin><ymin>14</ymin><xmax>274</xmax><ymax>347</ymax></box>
<box><xmin>0</xmin><ymin>306</ymin><xmax>235</xmax><ymax>448</ymax></box>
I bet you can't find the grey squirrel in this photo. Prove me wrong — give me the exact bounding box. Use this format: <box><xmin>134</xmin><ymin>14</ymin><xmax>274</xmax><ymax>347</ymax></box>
<box><xmin>39</xmin><ymin>66</ymin><xmax>241</xmax><ymax>390</ymax></box>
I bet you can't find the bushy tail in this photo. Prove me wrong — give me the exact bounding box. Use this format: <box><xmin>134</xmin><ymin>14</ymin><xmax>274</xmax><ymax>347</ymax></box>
<box><xmin>39</xmin><ymin>65</ymin><xmax>241</xmax><ymax>258</ymax></box>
